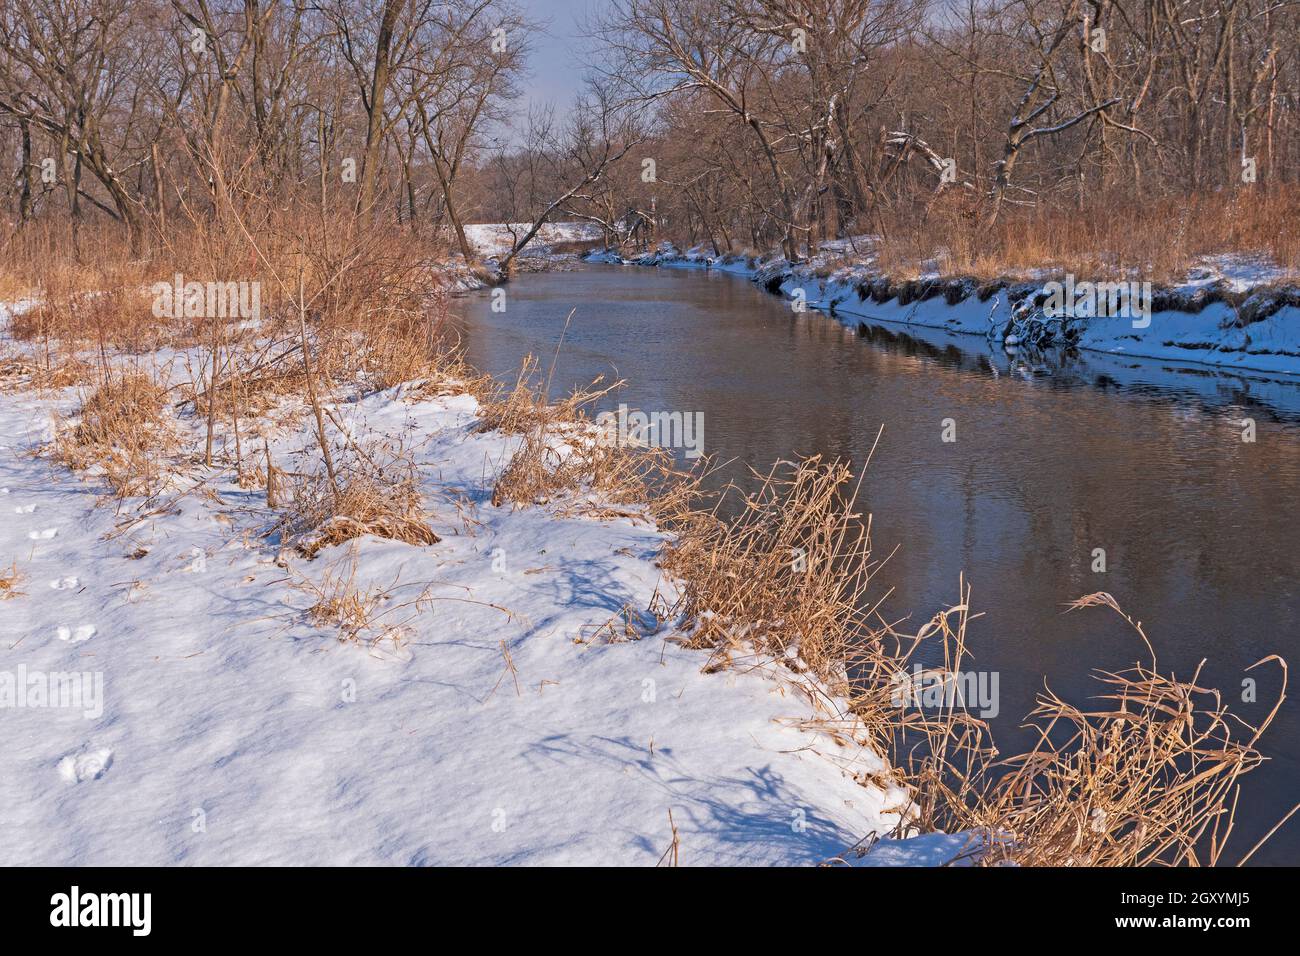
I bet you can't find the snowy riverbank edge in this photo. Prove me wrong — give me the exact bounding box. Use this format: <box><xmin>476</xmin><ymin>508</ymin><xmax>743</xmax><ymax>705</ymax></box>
<box><xmin>587</xmin><ymin>246</ymin><xmax>1300</xmax><ymax>380</ymax></box>
<box><xmin>0</xmin><ymin>324</ymin><xmax>963</xmax><ymax>866</ymax></box>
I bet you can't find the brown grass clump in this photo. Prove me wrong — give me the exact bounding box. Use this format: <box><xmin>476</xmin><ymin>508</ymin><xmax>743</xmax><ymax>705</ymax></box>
<box><xmin>0</xmin><ymin>354</ymin><xmax>93</xmax><ymax>392</ymax></box>
<box><xmin>337</xmin><ymin>288</ymin><xmax>471</xmax><ymax>395</ymax></box>
<box><xmin>475</xmin><ymin>355</ymin><xmax>618</xmax><ymax>436</ymax></box>
<box><xmin>12</xmin><ymin>284</ymin><xmax>166</xmax><ymax>353</ymax></box>
<box><xmin>408</xmin><ymin>350</ymin><xmax>495</xmax><ymax>401</ymax></box>
<box><xmin>58</xmin><ymin>371</ymin><xmax>173</xmax><ymax>495</ymax></box>
<box><xmin>0</xmin><ymin>563</ymin><xmax>25</xmax><ymax>600</ymax></box>
<box><xmin>490</xmin><ymin>429</ymin><xmax>556</xmax><ymax>508</ymax></box>
<box><xmin>296</xmin><ymin>549</ymin><xmax>427</xmax><ymax>647</ymax></box>
<box><xmin>489</xmin><ymin>415</ymin><xmax>688</xmax><ymax>519</ymax></box>
<box><xmin>859</xmin><ymin>591</ymin><xmax>1289</xmax><ymax>867</ymax></box>
<box><xmin>306</xmin><ymin>571</ymin><xmax>385</xmax><ymax>642</ymax></box>
<box><xmin>185</xmin><ymin>368</ymin><xmax>298</xmax><ymax>424</ymax></box>
<box><xmin>473</xmin><ymin>356</ymin><xmax>553</xmax><ymax>435</ymax></box>
<box><xmin>659</xmin><ymin>455</ymin><xmax>879</xmax><ymax>681</ymax></box>
<box><xmin>279</xmin><ymin>441</ymin><xmax>438</xmax><ymax>558</ymax></box>
<box><xmin>182</xmin><ymin>343</ymin><xmax>307</xmax><ymax>424</ymax></box>
<box><xmin>482</xmin><ymin>351</ymin><xmax>680</xmax><ymax>516</ymax></box>
<box><xmin>358</xmin><ymin>327</ymin><xmax>494</xmax><ymax>401</ymax></box>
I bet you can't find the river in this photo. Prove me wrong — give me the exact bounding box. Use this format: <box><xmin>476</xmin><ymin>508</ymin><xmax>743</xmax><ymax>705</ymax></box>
<box><xmin>455</xmin><ymin>261</ymin><xmax>1300</xmax><ymax>865</ymax></box>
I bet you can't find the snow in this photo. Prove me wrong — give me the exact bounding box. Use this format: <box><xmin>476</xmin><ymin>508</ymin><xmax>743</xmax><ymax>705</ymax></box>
<box><xmin>803</xmin><ymin>277</ymin><xmax>1300</xmax><ymax>378</ymax></box>
<box><xmin>834</xmin><ymin>832</ymin><xmax>984</xmax><ymax>867</ymax></box>
<box><xmin>464</xmin><ymin>221</ymin><xmax>602</xmax><ymax>258</ymax></box>
<box><xmin>1180</xmin><ymin>254</ymin><xmax>1292</xmax><ymax>294</ymax></box>
<box><xmin>0</xmin><ymin>327</ymin><xmax>933</xmax><ymax>865</ymax></box>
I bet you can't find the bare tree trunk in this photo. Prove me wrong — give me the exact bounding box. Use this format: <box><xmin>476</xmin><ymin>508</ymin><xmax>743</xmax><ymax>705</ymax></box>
<box><xmin>356</xmin><ymin>0</ymin><xmax>403</xmax><ymax>218</ymax></box>
<box><xmin>432</xmin><ymin>155</ymin><xmax>473</xmax><ymax>258</ymax></box>
<box><xmin>17</xmin><ymin>115</ymin><xmax>32</xmax><ymax>223</ymax></box>
<box><xmin>152</xmin><ymin>141</ymin><xmax>166</xmax><ymax>235</ymax></box>
<box><xmin>298</xmin><ymin>270</ymin><xmax>339</xmax><ymax>493</ymax></box>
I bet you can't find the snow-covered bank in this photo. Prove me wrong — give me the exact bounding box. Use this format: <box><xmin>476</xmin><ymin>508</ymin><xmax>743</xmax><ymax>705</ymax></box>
<box><xmin>0</xmin><ymin>337</ymin><xmax>931</xmax><ymax>865</ymax></box>
<box><xmin>465</xmin><ymin>222</ymin><xmax>602</xmax><ymax>264</ymax></box>
<box><xmin>431</xmin><ymin>258</ymin><xmax>493</xmax><ymax>293</ymax></box>
<box><xmin>592</xmin><ymin>245</ymin><xmax>1300</xmax><ymax>380</ymax></box>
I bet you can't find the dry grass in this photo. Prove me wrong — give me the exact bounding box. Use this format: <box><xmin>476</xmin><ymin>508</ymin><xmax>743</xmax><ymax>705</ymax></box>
<box><xmin>0</xmin><ymin>354</ymin><xmax>93</xmax><ymax>392</ymax></box>
<box><xmin>345</xmin><ymin>305</ymin><xmax>495</xmax><ymax>404</ymax></box>
<box><xmin>489</xmin><ymin>413</ymin><xmax>688</xmax><ymax>519</ymax></box>
<box><xmin>0</xmin><ymin>222</ymin><xmax>137</xmax><ymax>300</ymax></box>
<box><xmin>579</xmin><ymin>596</ymin><xmax>670</xmax><ymax>645</ymax></box>
<box><xmin>658</xmin><ymin>455</ymin><xmax>880</xmax><ymax>682</ymax></box>
<box><xmin>489</xmin><ymin>427</ymin><xmax>620</xmax><ymax>510</ymax></box>
<box><xmin>475</xmin><ymin>355</ymin><xmax>618</xmax><ymax>436</ymax></box>
<box><xmin>876</xmin><ymin>592</ymin><xmax>1289</xmax><ymax>867</ymax></box>
<box><xmin>279</xmin><ymin>439</ymin><xmax>438</xmax><ymax>558</ymax></box>
<box><xmin>490</xmin><ymin>428</ymin><xmax>557</xmax><ymax>508</ymax></box>
<box><xmin>166</xmin><ymin>215</ymin><xmax>482</xmax><ymax>451</ymax></box>
<box><xmin>481</xmin><ymin>352</ymin><xmax>682</xmax><ymax>516</ymax></box>
<box><xmin>11</xmin><ymin>285</ymin><xmax>166</xmax><ymax>352</ymax></box>
<box><xmin>1</xmin><ymin>204</ymin><xmax>462</xmax><ymax>391</ymax></box>
<box><xmin>657</xmin><ymin>809</ymin><xmax>681</xmax><ymax>867</ymax></box>
<box><xmin>0</xmin><ymin>223</ymin><xmax>176</xmax><ymax>351</ymax></box>
<box><xmin>874</xmin><ymin>186</ymin><xmax>1300</xmax><ymax>283</ymax></box>
<box><xmin>178</xmin><ymin>293</ymin><xmax>485</xmax><ymax>433</ymax></box>
<box><xmin>360</xmin><ymin>328</ymin><xmax>486</xmax><ymax>397</ymax></box>
<box><xmin>57</xmin><ymin>371</ymin><xmax>173</xmax><ymax>496</ymax></box>
<box><xmin>297</xmin><ymin>548</ymin><xmax>428</xmax><ymax>647</ymax></box>
<box><xmin>179</xmin><ymin>333</ymin><xmax>312</xmax><ymax>426</ymax></box>
<box><xmin>0</xmin><ymin>563</ymin><xmax>24</xmax><ymax>600</ymax></box>
<box><xmin>306</xmin><ymin>280</ymin><xmax>471</xmax><ymax>396</ymax></box>
<box><xmin>404</xmin><ymin>348</ymin><xmax>495</xmax><ymax>401</ymax></box>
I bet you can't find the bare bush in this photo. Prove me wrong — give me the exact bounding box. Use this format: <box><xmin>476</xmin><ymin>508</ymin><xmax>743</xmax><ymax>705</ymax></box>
<box><xmin>279</xmin><ymin>439</ymin><xmax>438</xmax><ymax>558</ymax></box>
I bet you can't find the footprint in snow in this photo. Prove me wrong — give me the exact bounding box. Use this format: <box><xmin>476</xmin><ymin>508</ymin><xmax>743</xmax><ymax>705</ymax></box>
<box><xmin>56</xmin><ymin>624</ymin><xmax>96</xmax><ymax>643</ymax></box>
<box><xmin>28</xmin><ymin>528</ymin><xmax>57</xmax><ymax>540</ymax></box>
<box><xmin>50</xmin><ymin>577</ymin><xmax>80</xmax><ymax>590</ymax></box>
<box><xmin>14</xmin><ymin>503</ymin><xmax>36</xmax><ymax>514</ymax></box>
<box><xmin>58</xmin><ymin>748</ymin><xmax>113</xmax><ymax>784</ymax></box>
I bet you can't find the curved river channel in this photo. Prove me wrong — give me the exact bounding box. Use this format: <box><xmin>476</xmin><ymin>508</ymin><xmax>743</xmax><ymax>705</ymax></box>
<box><xmin>456</xmin><ymin>261</ymin><xmax>1300</xmax><ymax>865</ymax></box>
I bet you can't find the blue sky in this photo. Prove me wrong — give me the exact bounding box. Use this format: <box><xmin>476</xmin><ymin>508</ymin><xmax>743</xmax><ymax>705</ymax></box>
<box><xmin>505</xmin><ymin>0</ymin><xmax>593</xmax><ymax>139</ymax></box>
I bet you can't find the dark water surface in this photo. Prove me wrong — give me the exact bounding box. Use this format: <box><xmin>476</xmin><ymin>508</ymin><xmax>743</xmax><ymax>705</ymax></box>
<box><xmin>456</xmin><ymin>262</ymin><xmax>1300</xmax><ymax>865</ymax></box>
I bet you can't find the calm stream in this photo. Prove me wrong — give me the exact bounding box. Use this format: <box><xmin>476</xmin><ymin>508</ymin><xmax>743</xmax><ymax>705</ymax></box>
<box><xmin>456</xmin><ymin>262</ymin><xmax>1299</xmax><ymax>865</ymax></box>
